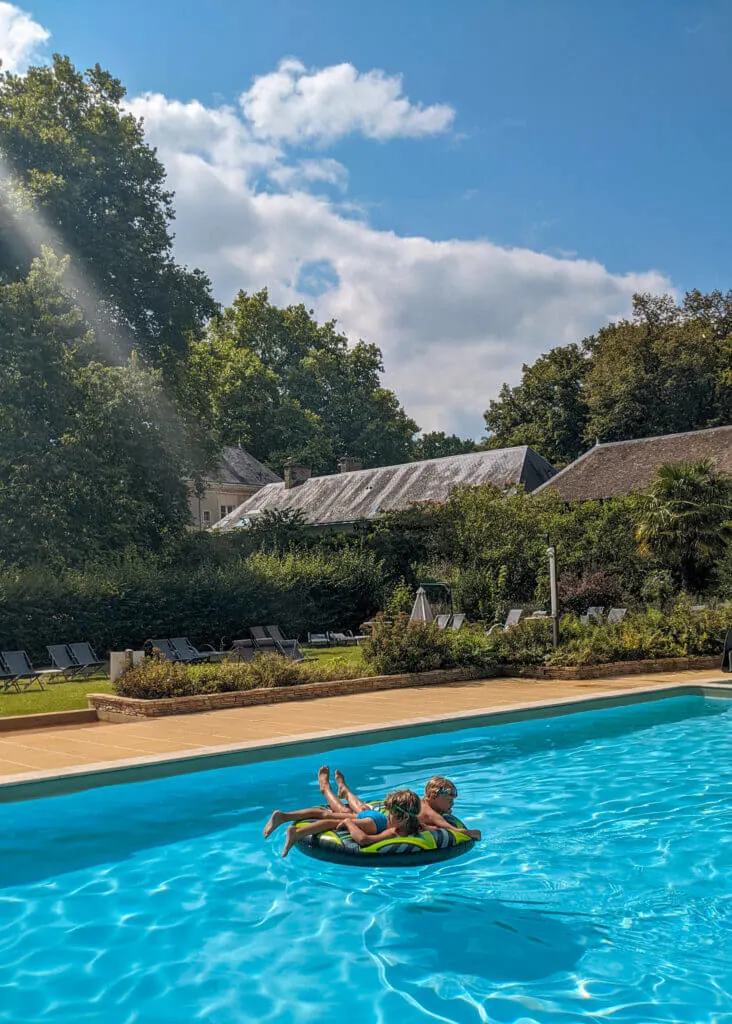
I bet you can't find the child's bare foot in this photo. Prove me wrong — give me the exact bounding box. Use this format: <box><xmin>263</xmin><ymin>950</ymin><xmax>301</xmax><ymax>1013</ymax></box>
<box><xmin>282</xmin><ymin>824</ymin><xmax>298</xmax><ymax>858</ymax></box>
<box><xmin>335</xmin><ymin>769</ymin><xmax>348</xmax><ymax>798</ymax></box>
<box><xmin>318</xmin><ymin>765</ymin><xmax>330</xmax><ymax>793</ymax></box>
<box><xmin>264</xmin><ymin>810</ymin><xmax>286</xmax><ymax>837</ymax></box>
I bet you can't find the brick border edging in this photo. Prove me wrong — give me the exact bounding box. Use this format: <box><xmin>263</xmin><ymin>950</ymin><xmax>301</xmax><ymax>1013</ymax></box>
<box><xmin>86</xmin><ymin>655</ymin><xmax>723</xmax><ymax>721</ymax></box>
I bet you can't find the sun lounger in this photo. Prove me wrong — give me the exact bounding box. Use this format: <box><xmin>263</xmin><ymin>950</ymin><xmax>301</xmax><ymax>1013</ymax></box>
<box><xmin>329</xmin><ymin>630</ymin><xmax>367</xmax><ymax>645</ymax></box>
<box><xmin>1</xmin><ymin>650</ymin><xmax>62</xmax><ymax>690</ymax></box>
<box><xmin>231</xmin><ymin>638</ymin><xmax>257</xmax><ymax>662</ymax></box>
<box><xmin>0</xmin><ymin>655</ymin><xmax>20</xmax><ymax>693</ymax></box>
<box><xmin>307</xmin><ymin>632</ymin><xmax>331</xmax><ymax>646</ymax></box>
<box><xmin>149</xmin><ymin>638</ymin><xmax>180</xmax><ymax>660</ymax></box>
<box><xmin>47</xmin><ymin>644</ymin><xmax>82</xmax><ymax>679</ymax></box>
<box><xmin>265</xmin><ymin>625</ymin><xmax>304</xmax><ymax>662</ymax></box>
<box><xmin>249</xmin><ymin>626</ymin><xmax>278</xmax><ymax>653</ymax></box>
<box><xmin>450</xmin><ymin>613</ymin><xmax>466</xmax><ymax>631</ymax></box>
<box><xmin>435</xmin><ymin>614</ymin><xmax>451</xmax><ymax>630</ymax></box>
<box><xmin>580</xmin><ymin>607</ymin><xmax>605</xmax><ymax>625</ymax></box>
<box><xmin>487</xmin><ymin>609</ymin><xmax>523</xmax><ymax>634</ymax></box>
<box><xmin>606</xmin><ymin>608</ymin><xmax>627</xmax><ymax>624</ymax></box>
<box><xmin>68</xmin><ymin>642</ymin><xmax>105</xmax><ymax>675</ymax></box>
<box><xmin>170</xmin><ymin>638</ymin><xmax>222</xmax><ymax>663</ymax></box>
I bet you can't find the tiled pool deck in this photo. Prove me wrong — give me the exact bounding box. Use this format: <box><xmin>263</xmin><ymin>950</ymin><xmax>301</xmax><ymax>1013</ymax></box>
<box><xmin>0</xmin><ymin>668</ymin><xmax>727</xmax><ymax>793</ymax></box>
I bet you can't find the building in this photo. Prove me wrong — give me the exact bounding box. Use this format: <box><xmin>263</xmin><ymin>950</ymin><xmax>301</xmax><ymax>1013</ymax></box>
<box><xmin>189</xmin><ymin>446</ymin><xmax>282</xmax><ymax>528</ymax></box>
<box><xmin>214</xmin><ymin>447</ymin><xmax>556</xmax><ymax>531</ymax></box>
<box><xmin>535</xmin><ymin>425</ymin><xmax>732</xmax><ymax>501</ymax></box>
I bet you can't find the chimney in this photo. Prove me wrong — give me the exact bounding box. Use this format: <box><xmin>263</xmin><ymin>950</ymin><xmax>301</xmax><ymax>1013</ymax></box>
<box><xmin>283</xmin><ymin>463</ymin><xmax>311</xmax><ymax>489</ymax></box>
<box><xmin>338</xmin><ymin>456</ymin><xmax>363</xmax><ymax>474</ymax></box>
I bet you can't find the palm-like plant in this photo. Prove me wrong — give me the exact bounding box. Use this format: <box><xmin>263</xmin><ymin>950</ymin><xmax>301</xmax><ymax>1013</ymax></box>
<box><xmin>635</xmin><ymin>459</ymin><xmax>732</xmax><ymax>591</ymax></box>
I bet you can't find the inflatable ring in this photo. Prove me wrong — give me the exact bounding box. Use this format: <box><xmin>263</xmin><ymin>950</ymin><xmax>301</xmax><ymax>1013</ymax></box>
<box><xmin>293</xmin><ymin>802</ymin><xmax>476</xmax><ymax>867</ymax></box>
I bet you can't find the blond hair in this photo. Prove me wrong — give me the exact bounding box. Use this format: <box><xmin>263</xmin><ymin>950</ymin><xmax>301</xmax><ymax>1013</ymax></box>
<box><xmin>424</xmin><ymin>776</ymin><xmax>456</xmax><ymax>798</ymax></box>
<box><xmin>384</xmin><ymin>788</ymin><xmax>421</xmax><ymax>835</ymax></box>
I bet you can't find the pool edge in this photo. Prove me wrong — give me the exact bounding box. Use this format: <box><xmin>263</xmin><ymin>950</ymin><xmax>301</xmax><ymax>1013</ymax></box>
<box><xmin>0</xmin><ymin>679</ymin><xmax>729</xmax><ymax>803</ymax></box>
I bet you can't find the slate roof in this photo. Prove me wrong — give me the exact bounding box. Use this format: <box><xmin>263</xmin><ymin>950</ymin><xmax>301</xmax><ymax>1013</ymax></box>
<box><xmin>215</xmin><ymin>447</ymin><xmax>556</xmax><ymax>529</ymax></box>
<box><xmin>535</xmin><ymin>425</ymin><xmax>732</xmax><ymax>501</ymax></box>
<box><xmin>210</xmin><ymin>446</ymin><xmax>282</xmax><ymax>487</ymax></box>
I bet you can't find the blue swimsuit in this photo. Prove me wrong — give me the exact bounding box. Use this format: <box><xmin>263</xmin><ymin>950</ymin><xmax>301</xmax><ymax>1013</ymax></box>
<box><xmin>356</xmin><ymin>809</ymin><xmax>389</xmax><ymax>833</ymax></box>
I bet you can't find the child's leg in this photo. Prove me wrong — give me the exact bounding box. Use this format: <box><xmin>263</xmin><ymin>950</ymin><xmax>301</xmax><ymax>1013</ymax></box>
<box><xmin>334</xmin><ymin>769</ymin><xmax>370</xmax><ymax>813</ymax></box>
<box><xmin>264</xmin><ymin>805</ymin><xmax>348</xmax><ymax>838</ymax></box>
<box><xmin>318</xmin><ymin>765</ymin><xmax>349</xmax><ymax>814</ymax></box>
<box><xmin>282</xmin><ymin>816</ymin><xmax>349</xmax><ymax>857</ymax></box>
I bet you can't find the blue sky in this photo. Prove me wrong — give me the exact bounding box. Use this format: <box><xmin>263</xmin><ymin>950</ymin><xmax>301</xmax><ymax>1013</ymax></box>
<box><xmin>4</xmin><ymin>0</ymin><xmax>731</xmax><ymax>435</ymax></box>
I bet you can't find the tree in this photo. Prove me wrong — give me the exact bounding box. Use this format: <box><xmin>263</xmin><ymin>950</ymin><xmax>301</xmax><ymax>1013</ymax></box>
<box><xmin>413</xmin><ymin>432</ymin><xmax>476</xmax><ymax>460</ymax></box>
<box><xmin>188</xmin><ymin>289</ymin><xmax>418</xmax><ymax>473</ymax></box>
<box><xmin>634</xmin><ymin>459</ymin><xmax>732</xmax><ymax>591</ymax></box>
<box><xmin>583</xmin><ymin>296</ymin><xmax>729</xmax><ymax>444</ymax></box>
<box><xmin>483</xmin><ymin>344</ymin><xmax>590</xmax><ymax>466</ymax></box>
<box><xmin>0</xmin><ymin>251</ymin><xmax>193</xmax><ymax>566</ymax></box>
<box><xmin>0</xmin><ymin>55</ymin><xmax>216</xmax><ymax>363</ymax></box>
<box><xmin>483</xmin><ymin>291</ymin><xmax>731</xmax><ymax>463</ymax></box>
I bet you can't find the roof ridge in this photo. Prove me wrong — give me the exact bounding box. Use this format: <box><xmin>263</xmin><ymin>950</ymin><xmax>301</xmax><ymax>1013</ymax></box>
<box><xmin>591</xmin><ymin>423</ymin><xmax>732</xmax><ymax>451</ymax></box>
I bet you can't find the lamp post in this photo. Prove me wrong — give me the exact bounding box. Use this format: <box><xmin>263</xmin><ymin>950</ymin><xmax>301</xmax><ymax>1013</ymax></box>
<box><xmin>546</xmin><ymin>541</ymin><xmax>559</xmax><ymax>648</ymax></box>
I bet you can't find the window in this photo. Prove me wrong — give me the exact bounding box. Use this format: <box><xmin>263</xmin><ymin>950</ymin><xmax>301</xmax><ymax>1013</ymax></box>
<box><xmin>221</xmin><ymin>504</ymin><xmax>235</xmax><ymax>518</ymax></box>
<box><xmin>202</xmin><ymin>510</ymin><xmax>211</xmax><ymax>526</ymax></box>
<box><xmin>220</xmin><ymin>505</ymin><xmax>227</xmax><ymax>520</ymax></box>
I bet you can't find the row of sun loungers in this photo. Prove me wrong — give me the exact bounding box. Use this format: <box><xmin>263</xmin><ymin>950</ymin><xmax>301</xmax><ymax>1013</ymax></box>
<box><xmin>0</xmin><ymin>643</ymin><xmax>103</xmax><ymax>692</ymax></box>
<box><xmin>488</xmin><ymin>607</ymin><xmax>629</xmax><ymax>633</ymax></box>
<box><xmin>306</xmin><ymin>629</ymin><xmax>367</xmax><ymax>647</ymax></box>
<box><xmin>231</xmin><ymin>625</ymin><xmax>304</xmax><ymax>662</ymax></box>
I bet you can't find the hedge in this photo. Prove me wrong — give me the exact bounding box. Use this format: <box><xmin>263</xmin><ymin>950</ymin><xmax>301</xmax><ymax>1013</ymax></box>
<box><xmin>0</xmin><ymin>548</ymin><xmax>385</xmax><ymax>661</ymax></box>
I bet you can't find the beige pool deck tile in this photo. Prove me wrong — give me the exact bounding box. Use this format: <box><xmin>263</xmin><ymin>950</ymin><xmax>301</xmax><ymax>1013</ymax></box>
<box><xmin>0</xmin><ymin>669</ymin><xmax>726</xmax><ymax>782</ymax></box>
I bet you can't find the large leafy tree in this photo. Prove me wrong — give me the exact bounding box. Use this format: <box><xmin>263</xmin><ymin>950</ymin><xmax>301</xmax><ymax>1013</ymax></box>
<box><xmin>484</xmin><ymin>291</ymin><xmax>731</xmax><ymax>462</ymax></box>
<box><xmin>483</xmin><ymin>344</ymin><xmax>590</xmax><ymax>466</ymax></box>
<box><xmin>0</xmin><ymin>55</ymin><xmax>216</xmax><ymax>364</ymax></box>
<box><xmin>188</xmin><ymin>289</ymin><xmax>418</xmax><ymax>473</ymax></box>
<box><xmin>634</xmin><ymin>459</ymin><xmax>732</xmax><ymax>591</ymax></box>
<box><xmin>583</xmin><ymin>294</ymin><xmax>730</xmax><ymax>444</ymax></box>
<box><xmin>0</xmin><ymin>251</ymin><xmax>193</xmax><ymax>566</ymax></box>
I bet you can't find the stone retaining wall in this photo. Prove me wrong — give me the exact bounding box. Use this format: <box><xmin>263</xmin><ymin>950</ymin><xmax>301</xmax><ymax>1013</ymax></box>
<box><xmin>87</xmin><ymin>666</ymin><xmax>489</xmax><ymax>721</ymax></box>
<box><xmin>503</xmin><ymin>656</ymin><xmax>720</xmax><ymax>680</ymax></box>
<box><xmin>87</xmin><ymin>655</ymin><xmax>723</xmax><ymax>721</ymax></box>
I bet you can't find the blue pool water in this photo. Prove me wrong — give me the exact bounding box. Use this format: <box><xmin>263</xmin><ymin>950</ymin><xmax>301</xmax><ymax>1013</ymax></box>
<box><xmin>0</xmin><ymin>695</ymin><xmax>731</xmax><ymax>1023</ymax></box>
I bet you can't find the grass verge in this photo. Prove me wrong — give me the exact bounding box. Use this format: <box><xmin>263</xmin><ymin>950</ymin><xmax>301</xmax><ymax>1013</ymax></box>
<box><xmin>0</xmin><ymin>645</ymin><xmax>365</xmax><ymax>718</ymax></box>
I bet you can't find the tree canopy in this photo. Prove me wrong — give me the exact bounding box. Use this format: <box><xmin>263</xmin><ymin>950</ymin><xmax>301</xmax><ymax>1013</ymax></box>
<box><xmin>0</xmin><ymin>55</ymin><xmax>216</xmax><ymax>364</ymax></box>
<box><xmin>183</xmin><ymin>288</ymin><xmax>418</xmax><ymax>474</ymax></box>
<box><xmin>484</xmin><ymin>292</ymin><xmax>732</xmax><ymax>465</ymax></box>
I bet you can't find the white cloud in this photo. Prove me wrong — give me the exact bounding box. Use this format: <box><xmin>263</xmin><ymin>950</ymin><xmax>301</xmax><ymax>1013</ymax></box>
<box><xmin>268</xmin><ymin>157</ymin><xmax>348</xmax><ymax>191</ymax></box>
<box><xmin>0</xmin><ymin>2</ymin><xmax>49</xmax><ymax>72</ymax></box>
<box><xmin>129</xmin><ymin>71</ymin><xmax>669</xmax><ymax>437</ymax></box>
<box><xmin>240</xmin><ymin>58</ymin><xmax>455</xmax><ymax>144</ymax></box>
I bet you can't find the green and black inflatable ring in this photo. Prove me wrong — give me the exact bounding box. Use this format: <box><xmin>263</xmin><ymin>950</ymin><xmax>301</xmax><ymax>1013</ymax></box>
<box><xmin>294</xmin><ymin>801</ymin><xmax>476</xmax><ymax>867</ymax></box>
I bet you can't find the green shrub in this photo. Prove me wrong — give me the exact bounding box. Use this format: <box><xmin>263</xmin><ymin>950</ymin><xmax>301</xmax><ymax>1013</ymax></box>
<box><xmin>484</xmin><ymin>617</ymin><xmax>555</xmax><ymax>666</ymax></box>
<box><xmin>547</xmin><ymin>602</ymin><xmax>730</xmax><ymax>666</ymax></box>
<box><xmin>116</xmin><ymin>652</ymin><xmax>367</xmax><ymax>700</ymax></box>
<box><xmin>361</xmin><ymin>614</ymin><xmax>497</xmax><ymax>675</ymax></box>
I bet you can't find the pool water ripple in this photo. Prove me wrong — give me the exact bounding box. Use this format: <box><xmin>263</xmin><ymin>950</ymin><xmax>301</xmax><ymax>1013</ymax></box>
<box><xmin>0</xmin><ymin>695</ymin><xmax>730</xmax><ymax>1022</ymax></box>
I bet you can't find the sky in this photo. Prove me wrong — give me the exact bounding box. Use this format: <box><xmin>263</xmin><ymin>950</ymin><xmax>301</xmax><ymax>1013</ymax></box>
<box><xmin>2</xmin><ymin>0</ymin><xmax>731</xmax><ymax>438</ymax></box>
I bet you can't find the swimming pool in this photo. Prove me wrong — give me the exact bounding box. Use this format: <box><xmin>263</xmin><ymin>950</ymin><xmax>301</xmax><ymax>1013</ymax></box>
<box><xmin>0</xmin><ymin>694</ymin><xmax>730</xmax><ymax>1023</ymax></box>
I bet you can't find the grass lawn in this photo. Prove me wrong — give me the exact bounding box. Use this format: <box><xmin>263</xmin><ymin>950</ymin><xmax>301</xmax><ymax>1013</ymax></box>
<box><xmin>302</xmin><ymin>644</ymin><xmax>365</xmax><ymax>669</ymax></box>
<box><xmin>0</xmin><ymin>644</ymin><xmax>365</xmax><ymax>718</ymax></box>
<box><xmin>0</xmin><ymin>675</ymin><xmax>113</xmax><ymax>717</ymax></box>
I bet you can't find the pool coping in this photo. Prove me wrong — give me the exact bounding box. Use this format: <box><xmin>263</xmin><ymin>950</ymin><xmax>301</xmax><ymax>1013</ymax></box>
<box><xmin>0</xmin><ymin>676</ymin><xmax>729</xmax><ymax>803</ymax></box>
